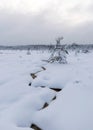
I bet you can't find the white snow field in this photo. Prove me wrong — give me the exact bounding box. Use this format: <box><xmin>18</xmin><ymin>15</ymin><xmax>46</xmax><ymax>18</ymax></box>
<box><xmin>0</xmin><ymin>50</ymin><xmax>93</xmax><ymax>130</ymax></box>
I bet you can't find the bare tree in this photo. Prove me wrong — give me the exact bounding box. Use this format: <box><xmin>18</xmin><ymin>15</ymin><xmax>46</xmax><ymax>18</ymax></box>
<box><xmin>46</xmin><ymin>37</ymin><xmax>68</xmax><ymax>64</ymax></box>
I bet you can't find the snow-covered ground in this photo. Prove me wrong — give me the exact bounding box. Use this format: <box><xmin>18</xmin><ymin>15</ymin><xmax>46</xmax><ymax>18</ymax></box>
<box><xmin>0</xmin><ymin>50</ymin><xmax>93</xmax><ymax>130</ymax></box>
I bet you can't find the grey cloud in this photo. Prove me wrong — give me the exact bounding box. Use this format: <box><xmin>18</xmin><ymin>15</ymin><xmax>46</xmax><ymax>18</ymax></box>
<box><xmin>0</xmin><ymin>10</ymin><xmax>69</xmax><ymax>45</ymax></box>
<box><xmin>65</xmin><ymin>21</ymin><xmax>93</xmax><ymax>44</ymax></box>
<box><xmin>0</xmin><ymin>6</ymin><xmax>93</xmax><ymax>45</ymax></box>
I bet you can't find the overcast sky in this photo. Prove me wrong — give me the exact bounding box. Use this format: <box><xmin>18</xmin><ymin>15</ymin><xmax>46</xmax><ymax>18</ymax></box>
<box><xmin>0</xmin><ymin>0</ymin><xmax>93</xmax><ymax>45</ymax></box>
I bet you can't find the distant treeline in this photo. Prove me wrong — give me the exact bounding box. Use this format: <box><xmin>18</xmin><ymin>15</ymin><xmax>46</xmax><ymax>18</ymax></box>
<box><xmin>0</xmin><ymin>45</ymin><xmax>53</xmax><ymax>50</ymax></box>
<box><xmin>0</xmin><ymin>43</ymin><xmax>93</xmax><ymax>50</ymax></box>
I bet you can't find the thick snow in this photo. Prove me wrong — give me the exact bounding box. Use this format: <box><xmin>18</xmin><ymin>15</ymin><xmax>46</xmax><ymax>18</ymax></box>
<box><xmin>0</xmin><ymin>50</ymin><xmax>93</xmax><ymax>130</ymax></box>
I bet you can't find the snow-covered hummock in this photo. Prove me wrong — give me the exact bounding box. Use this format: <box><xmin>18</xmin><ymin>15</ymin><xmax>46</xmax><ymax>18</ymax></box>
<box><xmin>0</xmin><ymin>50</ymin><xmax>93</xmax><ymax>130</ymax></box>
